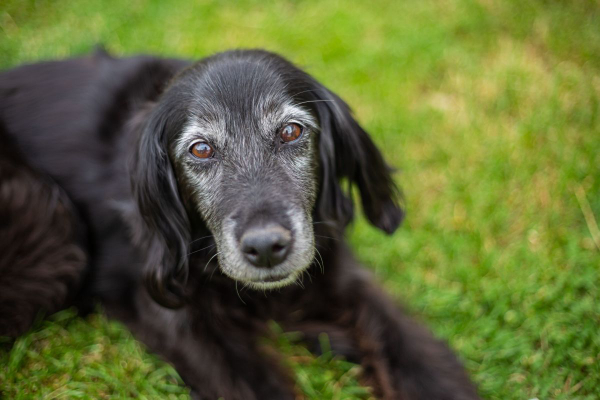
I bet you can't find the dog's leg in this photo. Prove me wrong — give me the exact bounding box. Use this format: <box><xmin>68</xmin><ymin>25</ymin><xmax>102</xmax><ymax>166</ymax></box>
<box><xmin>105</xmin><ymin>289</ymin><xmax>296</xmax><ymax>400</ymax></box>
<box><xmin>0</xmin><ymin>145</ymin><xmax>87</xmax><ymax>337</ymax></box>
<box><xmin>344</xmin><ymin>274</ymin><xmax>479</xmax><ymax>400</ymax></box>
<box><xmin>282</xmin><ymin>260</ymin><xmax>480</xmax><ymax>400</ymax></box>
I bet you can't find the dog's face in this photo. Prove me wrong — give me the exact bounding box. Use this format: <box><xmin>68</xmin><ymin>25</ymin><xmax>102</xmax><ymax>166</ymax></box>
<box><xmin>133</xmin><ymin>50</ymin><xmax>404</xmax><ymax>306</ymax></box>
<box><xmin>170</xmin><ymin>61</ymin><xmax>320</xmax><ymax>289</ymax></box>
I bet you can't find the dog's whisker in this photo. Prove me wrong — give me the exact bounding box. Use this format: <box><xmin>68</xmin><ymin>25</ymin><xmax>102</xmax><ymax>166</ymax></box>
<box><xmin>312</xmin><ymin>252</ymin><xmax>324</xmax><ymax>273</ymax></box>
<box><xmin>295</xmin><ymin>99</ymin><xmax>336</xmax><ymax>106</ymax></box>
<box><xmin>241</xmin><ymin>282</ymin><xmax>250</xmax><ymax>292</ymax></box>
<box><xmin>314</xmin><ymin>247</ymin><xmax>325</xmax><ymax>274</ymax></box>
<box><xmin>315</xmin><ymin>242</ymin><xmax>333</xmax><ymax>252</ymax></box>
<box><xmin>204</xmin><ymin>251</ymin><xmax>221</xmax><ymax>272</ymax></box>
<box><xmin>314</xmin><ymin>234</ymin><xmax>339</xmax><ymax>241</ymax></box>
<box><xmin>312</xmin><ymin>220</ymin><xmax>338</xmax><ymax>228</ymax></box>
<box><xmin>294</xmin><ymin>273</ymin><xmax>305</xmax><ymax>289</ymax></box>
<box><xmin>235</xmin><ymin>281</ymin><xmax>246</xmax><ymax>305</ymax></box>
<box><xmin>305</xmin><ymin>269</ymin><xmax>313</xmax><ymax>284</ymax></box>
<box><xmin>188</xmin><ymin>243</ymin><xmax>216</xmax><ymax>256</ymax></box>
<box><xmin>189</xmin><ymin>234</ymin><xmax>214</xmax><ymax>245</ymax></box>
<box><xmin>290</xmin><ymin>88</ymin><xmax>327</xmax><ymax>98</ymax></box>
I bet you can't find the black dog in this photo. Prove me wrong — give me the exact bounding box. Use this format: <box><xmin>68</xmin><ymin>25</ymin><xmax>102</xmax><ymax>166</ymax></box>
<box><xmin>0</xmin><ymin>49</ymin><xmax>479</xmax><ymax>399</ymax></box>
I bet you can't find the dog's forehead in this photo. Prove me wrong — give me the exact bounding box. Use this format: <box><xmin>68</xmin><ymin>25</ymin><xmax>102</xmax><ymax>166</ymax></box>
<box><xmin>176</xmin><ymin>60</ymin><xmax>315</xmax><ymax>149</ymax></box>
<box><xmin>192</xmin><ymin>60</ymin><xmax>289</xmax><ymax>116</ymax></box>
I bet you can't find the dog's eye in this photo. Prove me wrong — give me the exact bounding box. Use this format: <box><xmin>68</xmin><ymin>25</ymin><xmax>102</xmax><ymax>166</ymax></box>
<box><xmin>190</xmin><ymin>142</ymin><xmax>214</xmax><ymax>159</ymax></box>
<box><xmin>280</xmin><ymin>123</ymin><xmax>303</xmax><ymax>143</ymax></box>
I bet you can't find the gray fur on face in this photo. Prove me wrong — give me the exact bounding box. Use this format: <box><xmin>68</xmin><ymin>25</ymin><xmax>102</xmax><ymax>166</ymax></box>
<box><xmin>170</xmin><ymin>61</ymin><xmax>319</xmax><ymax>288</ymax></box>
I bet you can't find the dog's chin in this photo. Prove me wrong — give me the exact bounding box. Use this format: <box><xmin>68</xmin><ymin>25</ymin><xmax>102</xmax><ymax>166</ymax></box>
<box><xmin>243</xmin><ymin>272</ymin><xmax>301</xmax><ymax>290</ymax></box>
<box><xmin>218</xmin><ymin>267</ymin><xmax>304</xmax><ymax>290</ymax></box>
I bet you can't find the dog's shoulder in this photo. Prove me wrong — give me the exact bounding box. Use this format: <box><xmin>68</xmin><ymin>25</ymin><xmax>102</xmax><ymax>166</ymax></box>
<box><xmin>0</xmin><ymin>51</ymin><xmax>191</xmax><ymax>208</ymax></box>
<box><xmin>0</xmin><ymin>51</ymin><xmax>190</xmax><ymax>163</ymax></box>
<box><xmin>0</xmin><ymin>50</ymin><xmax>191</xmax><ymax>120</ymax></box>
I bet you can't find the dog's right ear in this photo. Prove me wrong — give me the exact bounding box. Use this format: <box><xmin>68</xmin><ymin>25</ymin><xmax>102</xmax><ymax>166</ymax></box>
<box><xmin>300</xmin><ymin>79</ymin><xmax>404</xmax><ymax>234</ymax></box>
<box><xmin>130</xmin><ymin>102</ymin><xmax>191</xmax><ymax>308</ymax></box>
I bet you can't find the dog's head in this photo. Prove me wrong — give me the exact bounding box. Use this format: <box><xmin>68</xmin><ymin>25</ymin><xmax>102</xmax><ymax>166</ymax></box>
<box><xmin>132</xmin><ymin>50</ymin><xmax>403</xmax><ymax>307</ymax></box>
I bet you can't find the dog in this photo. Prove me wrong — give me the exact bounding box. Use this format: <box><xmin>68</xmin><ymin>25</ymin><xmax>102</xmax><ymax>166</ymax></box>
<box><xmin>0</xmin><ymin>49</ymin><xmax>479</xmax><ymax>399</ymax></box>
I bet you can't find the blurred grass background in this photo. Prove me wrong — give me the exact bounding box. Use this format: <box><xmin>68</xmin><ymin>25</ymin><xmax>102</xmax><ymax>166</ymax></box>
<box><xmin>1</xmin><ymin>0</ymin><xmax>599</xmax><ymax>399</ymax></box>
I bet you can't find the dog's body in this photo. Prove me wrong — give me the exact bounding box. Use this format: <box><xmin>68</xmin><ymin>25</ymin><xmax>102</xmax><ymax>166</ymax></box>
<box><xmin>0</xmin><ymin>50</ymin><xmax>479</xmax><ymax>399</ymax></box>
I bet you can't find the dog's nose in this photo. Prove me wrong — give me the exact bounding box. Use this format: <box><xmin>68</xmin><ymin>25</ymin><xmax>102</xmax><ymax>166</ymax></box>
<box><xmin>240</xmin><ymin>224</ymin><xmax>291</xmax><ymax>268</ymax></box>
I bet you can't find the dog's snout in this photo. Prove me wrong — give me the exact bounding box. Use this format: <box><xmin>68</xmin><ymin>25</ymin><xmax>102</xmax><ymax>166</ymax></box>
<box><xmin>240</xmin><ymin>225</ymin><xmax>291</xmax><ymax>268</ymax></box>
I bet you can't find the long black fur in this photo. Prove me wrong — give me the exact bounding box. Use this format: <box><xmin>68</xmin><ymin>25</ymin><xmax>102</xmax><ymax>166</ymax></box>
<box><xmin>0</xmin><ymin>49</ymin><xmax>479</xmax><ymax>400</ymax></box>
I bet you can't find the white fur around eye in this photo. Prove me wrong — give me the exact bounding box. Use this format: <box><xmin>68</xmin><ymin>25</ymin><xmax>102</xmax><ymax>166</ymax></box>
<box><xmin>175</xmin><ymin>118</ymin><xmax>226</xmax><ymax>158</ymax></box>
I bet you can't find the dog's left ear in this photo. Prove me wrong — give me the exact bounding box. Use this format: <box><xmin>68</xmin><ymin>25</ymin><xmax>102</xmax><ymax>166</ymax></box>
<box><xmin>305</xmin><ymin>81</ymin><xmax>404</xmax><ymax>234</ymax></box>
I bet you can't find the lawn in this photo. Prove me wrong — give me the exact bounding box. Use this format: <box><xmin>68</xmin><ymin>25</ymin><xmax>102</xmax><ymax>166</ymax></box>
<box><xmin>1</xmin><ymin>0</ymin><xmax>599</xmax><ymax>399</ymax></box>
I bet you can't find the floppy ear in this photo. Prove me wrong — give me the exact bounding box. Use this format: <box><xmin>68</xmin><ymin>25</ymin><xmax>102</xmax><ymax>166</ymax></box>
<box><xmin>131</xmin><ymin>103</ymin><xmax>191</xmax><ymax>308</ymax></box>
<box><xmin>306</xmin><ymin>82</ymin><xmax>404</xmax><ymax>234</ymax></box>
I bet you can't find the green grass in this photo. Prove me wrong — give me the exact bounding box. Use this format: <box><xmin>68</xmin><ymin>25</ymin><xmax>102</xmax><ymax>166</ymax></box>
<box><xmin>1</xmin><ymin>0</ymin><xmax>599</xmax><ymax>398</ymax></box>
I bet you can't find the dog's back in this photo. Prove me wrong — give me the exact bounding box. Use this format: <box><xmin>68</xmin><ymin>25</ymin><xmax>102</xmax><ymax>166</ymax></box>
<box><xmin>0</xmin><ymin>51</ymin><xmax>188</xmax><ymax>211</ymax></box>
<box><xmin>0</xmin><ymin>52</ymin><xmax>188</xmax><ymax>334</ymax></box>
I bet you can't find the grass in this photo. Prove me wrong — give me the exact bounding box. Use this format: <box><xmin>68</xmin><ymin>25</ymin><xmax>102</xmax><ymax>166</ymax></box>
<box><xmin>1</xmin><ymin>0</ymin><xmax>599</xmax><ymax>398</ymax></box>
